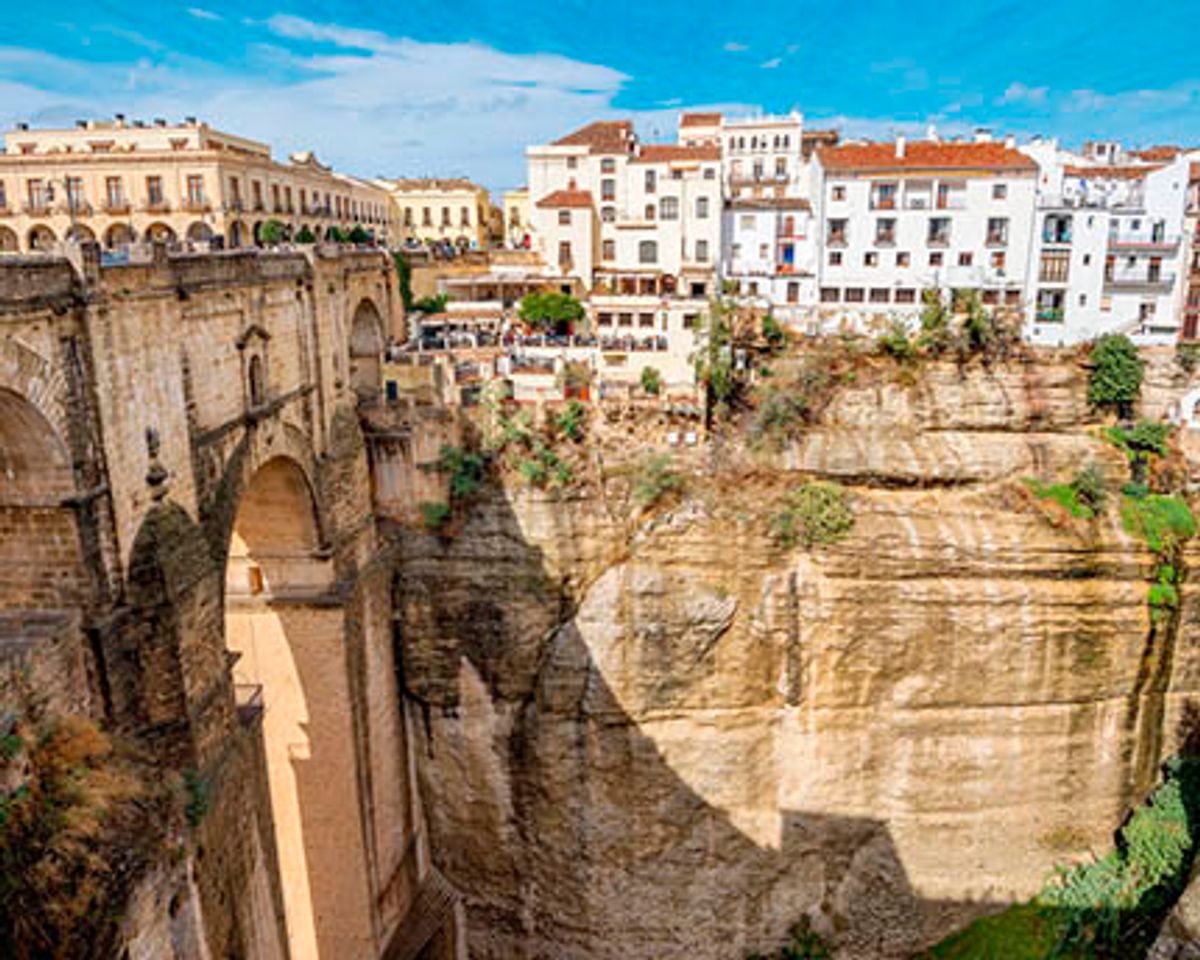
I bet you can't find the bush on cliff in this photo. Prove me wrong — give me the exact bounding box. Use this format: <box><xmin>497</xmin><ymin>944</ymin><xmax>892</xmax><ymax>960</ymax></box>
<box><xmin>773</xmin><ymin>481</ymin><xmax>855</xmax><ymax>549</ymax></box>
<box><xmin>1088</xmin><ymin>334</ymin><xmax>1143</xmax><ymax>416</ymax></box>
<box><xmin>633</xmin><ymin>453</ymin><xmax>683</xmax><ymax>508</ymax></box>
<box><xmin>1120</xmin><ymin>493</ymin><xmax>1196</xmax><ymax>555</ymax></box>
<box><xmin>1025</xmin><ymin>463</ymin><xmax>1109</xmax><ymax>520</ymax></box>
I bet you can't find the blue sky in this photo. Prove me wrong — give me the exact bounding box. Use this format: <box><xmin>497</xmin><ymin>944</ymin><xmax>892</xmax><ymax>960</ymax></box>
<box><xmin>2</xmin><ymin>1</ymin><xmax>1197</xmax><ymax>190</ymax></box>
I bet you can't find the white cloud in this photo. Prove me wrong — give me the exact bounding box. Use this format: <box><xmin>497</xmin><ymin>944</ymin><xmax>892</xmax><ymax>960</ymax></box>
<box><xmin>0</xmin><ymin>19</ymin><xmax>759</xmax><ymax>190</ymax></box>
<box><xmin>760</xmin><ymin>58</ymin><xmax>782</xmax><ymax>70</ymax></box>
<box><xmin>995</xmin><ymin>81</ymin><xmax>1048</xmax><ymax>106</ymax></box>
<box><xmin>187</xmin><ymin>7</ymin><xmax>222</xmax><ymax>21</ymax></box>
<box><xmin>723</xmin><ymin>41</ymin><xmax>748</xmax><ymax>53</ymax></box>
<box><xmin>786</xmin><ymin>44</ymin><xmax>800</xmax><ymax>55</ymax></box>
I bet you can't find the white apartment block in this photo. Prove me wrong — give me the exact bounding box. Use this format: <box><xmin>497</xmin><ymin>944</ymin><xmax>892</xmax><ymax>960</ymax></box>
<box><xmin>1023</xmin><ymin>140</ymin><xmax>1195</xmax><ymax>346</ymax></box>
<box><xmin>722</xmin><ymin>198</ymin><xmax>818</xmax><ymax>324</ymax></box>
<box><xmin>809</xmin><ymin>135</ymin><xmax>1038</xmax><ymax>333</ymax></box>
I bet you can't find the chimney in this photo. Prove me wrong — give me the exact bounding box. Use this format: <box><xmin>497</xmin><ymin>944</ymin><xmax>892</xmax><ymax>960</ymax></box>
<box><xmin>114</xmin><ymin>113</ymin><xmax>126</xmax><ymax>128</ymax></box>
<box><xmin>895</xmin><ymin>135</ymin><xmax>906</xmax><ymax>159</ymax></box>
<box><xmin>154</xmin><ymin>117</ymin><xmax>166</xmax><ymax>127</ymax></box>
<box><xmin>75</xmin><ymin>119</ymin><xmax>87</xmax><ymax>129</ymax></box>
<box><xmin>1004</xmin><ymin>134</ymin><xmax>1016</xmax><ymax>150</ymax></box>
<box><xmin>185</xmin><ymin>116</ymin><xmax>197</xmax><ymax>125</ymax></box>
<box><xmin>926</xmin><ymin>123</ymin><xmax>939</xmax><ymax>143</ymax></box>
<box><xmin>15</xmin><ymin>122</ymin><xmax>28</xmax><ymax>131</ymax></box>
<box><xmin>973</xmin><ymin>127</ymin><xmax>992</xmax><ymax>143</ymax></box>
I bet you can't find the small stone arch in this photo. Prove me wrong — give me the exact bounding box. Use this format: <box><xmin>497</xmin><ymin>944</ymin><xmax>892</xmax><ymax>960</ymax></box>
<box><xmin>0</xmin><ymin>225</ymin><xmax>19</xmax><ymax>252</ymax></box>
<box><xmin>27</xmin><ymin>224</ymin><xmax>56</xmax><ymax>251</ymax></box>
<box><xmin>144</xmin><ymin>222</ymin><xmax>176</xmax><ymax>245</ymax></box>
<box><xmin>66</xmin><ymin>223</ymin><xmax>97</xmax><ymax>245</ymax></box>
<box><xmin>105</xmin><ymin>223</ymin><xmax>136</xmax><ymax>249</ymax></box>
<box><xmin>186</xmin><ymin>221</ymin><xmax>213</xmax><ymax>244</ymax></box>
<box><xmin>348</xmin><ymin>298</ymin><xmax>384</xmax><ymax>400</ymax></box>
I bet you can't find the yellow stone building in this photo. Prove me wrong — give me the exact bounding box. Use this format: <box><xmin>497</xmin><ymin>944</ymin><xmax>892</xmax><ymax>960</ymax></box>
<box><xmin>0</xmin><ymin>116</ymin><xmax>396</xmax><ymax>253</ymax></box>
<box><xmin>381</xmin><ymin>177</ymin><xmax>492</xmax><ymax>248</ymax></box>
<box><xmin>502</xmin><ymin>187</ymin><xmax>533</xmax><ymax>249</ymax></box>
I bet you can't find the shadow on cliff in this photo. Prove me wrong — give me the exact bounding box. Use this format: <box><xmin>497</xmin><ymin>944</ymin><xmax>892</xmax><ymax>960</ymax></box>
<box><xmin>387</xmin><ymin>455</ymin><xmax>1198</xmax><ymax>960</ymax></box>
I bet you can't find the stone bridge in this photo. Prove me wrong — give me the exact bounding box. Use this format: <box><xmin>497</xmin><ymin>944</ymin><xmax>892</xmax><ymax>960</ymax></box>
<box><xmin>0</xmin><ymin>245</ymin><xmax>460</xmax><ymax>959</ymax></box>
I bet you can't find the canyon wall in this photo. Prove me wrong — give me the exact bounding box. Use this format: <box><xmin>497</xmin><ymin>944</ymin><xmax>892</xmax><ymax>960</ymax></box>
<box><xmin>389</xmin><ymin>350</ymin><xmax>1200</xmax><ymax>959</ymax></box>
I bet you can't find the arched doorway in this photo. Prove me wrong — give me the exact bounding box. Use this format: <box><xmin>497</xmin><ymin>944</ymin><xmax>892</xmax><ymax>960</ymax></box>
<box><xmin>0</xmin><ymin>226</ymin><xmax>16</xmax><ymax>252</ymax></box>
<box><xmin>144</xmin><ymin>222</ymin><xmax>176</xmax><ymax>245</ymax></box>
<box><xmin>27</xmin><ymin>225</ymin><xmax>56</xmax><ymax>252</ymax></box>
<box><xmin>0</xmin><ymin>389</ymin><xmax>87</xmax><ymax>618</ymax></box>
<box><xmin>349</xmin><ymin>299</ymin><xmax>384</xmax><ymax>400</ymax></box>
<box><xmin>223</xmin><ymin>456</ymin><xmax>374</xmax><ymax>960</ymax></box>
<box><xmin>187</xmin><ymin>222</ymin><xmax>213</xmax><ymax>245</ymax></box>
<box><xmin>105</xmin><ymin>223</ymin><xmax>135</xmax><ymax>249</ymax></box>
<box><xmin>66</xmin><ymin>224</ymin><xmax>97</xmax><ymax>245</ymax></box>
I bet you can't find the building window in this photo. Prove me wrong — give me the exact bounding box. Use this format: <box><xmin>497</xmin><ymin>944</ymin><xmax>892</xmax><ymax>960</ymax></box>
<box><xmin>601</xmin><ymin>158</ymin><xmax>616</xmax><ymax>173</ymax></box>
<box><xmin>683</xmin><ymin>313</ymin><xmax>698</xmax><ymax>328</ymax></box>
<box><xmin>895</xmin><ymin>288</ymin><xmax>916</xmax><ymax>304</ymax></box>
<box><xmin>186</xmin><ymin>175</ymin><xmax>204</xmax><ymax>207</ymax></box>
<box><xmin>896</xmin><ymin>251</ymin><xmax>910</xmax><ymax>267</ymax></box>
<box><xmin>993</xmin><ymin>183</ymin><xmax>1007</xmax><ymax>200</ymax></box>
<box><xmin>871</xmin><ymin>182</ymin><xmax>898</xmax><ymax>209</ymax></box>
<box><xmin>1039</xmin><ymin>250</ymin><xmax>1070</xmax><ymax>283</ymax></box>
<box><xmin>828</xmin><ymin>251</ymin><xmax>842</xmax><ymax>266</ymax></box>
<box><xmin>870</xmin><ymin>288</ymin><xmax>890</xmax><ymax>303</ymax></box>
<box><xmin>990</xmin><ymin>251</ymin><xmax>1006</xmax><ymax>271</ymax></box>
<box><xmin>601</xmin><ymin>178</ymin><xmax>616</xmax><ymax>200</ymax></box>
<box><xmin>927</xmin><ymin>217</ymin><xmax>951</xmax><ymax>246</ymax></box>
<box><xmin>461</xmin><ymin>207</ymin><xmax>471</xmax><ymax>226</ymax></box>
<box><xmin>602</xmin><ymin>239</ymin><xmax>615</xmax><ymax>260</ymax></box>
<box><xmin>986</xmin><ymin>217</ymin><xmax>1009</xmax><ymax>245</ymax></box>
<box><xmin>660</xmin><ymin>197</ymin><xmax>679</xmax><ymax>220</ymax></box>
<box><xmin>929</xmin><ymin>251</ymin><xmax>944</xmax><ymax>267</ymax></box>
<box><xmin>252</xmin><ymin>181</ymin><xmax>263</xmax><ymax>210</ymax></box>
<box><xmin>441</xmin><ymin>207</ymin><xmax>451</xmax><ymax>226</ymax></box>
<box><xmin>775</xmin><ymin>157</ymin><xmax>787</xmax><ymax>178</ymax></box>
<box><xmin>645</xmin><ymin>170</ymin><xmax>657</xmax><ymax>193</ymax></box>
<box><xmin>558</xmin><ymin>241</ymin><xmax>572</xmax><ymax>266</ymax></box>
<box><xmin>844</xmin><ymin>287</ymin><xmax>865</xmax><ymax>303</ymax></box>
<box><xmin>875</xmin><ymin>218</ymin><xmax>896</xmax><ymax>245</ymax></box>
<box><xmin>1043</xmin><ymin>214</ymin><xmax>1072</xmax><ymax>244</ymax></box>
<box><xmin>1036</xmin><ymin>289</ymin><xmax>1065</xmax><ymax>322</ymax></box>
<box><xmin>827</xmin><ymin>218</ymin><xmax>847</xmax><ymax>245</ymax></box>
<box><xmin>106</xmin><ymin>177</ymin><xmax>125</xmax><ymax>210</ymax></box>
<box><xmin>146</xmin><ymin>176</ymin><xmax>164</xmax><ymax>207</ymax></box>
<box><xmin>404</xmin><ymin>207</ymin><xmax>414</xmax><ymax>226</ymax></box>
<box><xmin>787</xmin><ymin>281</ymin><xmax>799</xmax><ymax>304</ymax></box>
<box><xmin>567</xmin><ymin>157</ymin><xmax>577</xmax><ymax>170</ymax></box>
<box><xmin>638</xmin><ymin>312</ymin><xmax>655</xmax><ymax>328</ymax></box>
<box><xmin>422</xmin><ymin>207</ymin><xmax>432</xmax><ymax>226</ymax></box>
<box><xmin>597</xmin><ymin>312</ymin><xmax>613</xmax><ymax>327</ymax></box>
<box><xmin>558</xmin><ymin>209</ymin><xmax>571</xmax><ymax>226</ymax></box>
<box><xmin>601</xmin><ymin>206</ymin><xmax>616</xmax><ymax>222</ymax></box>
<box><xmin>958</xmin><ymin>252</ymin><xmax>973</xmax><ymax>266</ymax></box>
<box><xmin>820</xmin><ymin>287</ymin><xmax>840</xmax><ymax>303</ymax></box>
<box><xmin>704</xmin><ymin>167</ymin><xmax>716</xmax><ymax>180</ymax></box>
<box><xmin>644</xmin><ymin>204</ymin><xmax>656</xmax><ymax>221</ymax></box>
<box><xmin>832</xmin><ymin>185</ymin><xmax>846</xmax><ymax>201</ymax></box>
<box><xmin>695</xmin><ymin>239</ymin><xmax>709</xmax><ymax>261</ymax></box>
<box><xmin>864</xmin><ymin>252</ymin><xmax>879</xmax><ymax>267</ymax></box>
<box><xmin>64</xmin><ymin>177</ymin><xmax>84</xmax><ymax>212</ymax></box>
<box><xmin>638</xmin><ymin>240</ymin><xmax>657</xmax><ymax>264</ymax></box>
<box><xmin>696</xmin><ymin>196</ymin><xmax>709</xmax><ymax>218</ymax></box>
<box><xmin>0</xmin><ymin>182</ymin><xmax>7</xmax><ymax>209</ymax></box>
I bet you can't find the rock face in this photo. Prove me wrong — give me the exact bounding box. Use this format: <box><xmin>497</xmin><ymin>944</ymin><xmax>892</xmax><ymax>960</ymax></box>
<box><xmin>393</xmin><ymin>353</ymin><xmax>1200</xmax><ymax>959</ymax></box>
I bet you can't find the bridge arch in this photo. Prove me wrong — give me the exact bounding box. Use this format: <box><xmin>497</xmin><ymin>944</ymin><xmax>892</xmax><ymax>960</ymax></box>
<box><xmin>348</xmin><ymin>297</ymin><xmax>385</xmax><ymax>400</ymax></box>
<box><xmin>220</xmin><ymin>448</ymin><xmax>375</xmax><ymax>960</ymax></box>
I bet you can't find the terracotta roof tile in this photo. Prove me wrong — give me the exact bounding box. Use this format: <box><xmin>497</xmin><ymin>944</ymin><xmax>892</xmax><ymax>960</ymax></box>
<box><xmin>1063</xmin><ymin>164</ymin><xmax>1164</xmax><ymax>180</ymax></box>
<box><xmin>680</xmin><ymin>111</ymin><xmax>722</xmax><ymax>127</ymax></box>
<box><xmin>535</xmin><ymin>189</ymin><xmax>594</xmax><ymax>209</ymax></box>
<box><xmin>630</xmin><ymin>144</ymin><xmax>721</xmax><ymax>164</ymax></box>
<box><xmin>817</xmin><ymin>140</ymin><xmax>1036</xmax><ymax>173</ymax></box>
<box><xmin>1192</xmin><ymin>162</ymin><xmax>1200</xmax><ymax>182</ymax></box>
<box><xmin>1129</xmin><ymin>146</ymin><xmax>1182</xmax><ymax>162</ymax></box>
<box><xmin>388</xmin><ymin>177</ymin><xmax>481</xmax><ymax>192</ymax></box>
<box><xmin>552</xmin><ymin>121</ymin><xmax>634</xmax><ymax>154</ymax></box>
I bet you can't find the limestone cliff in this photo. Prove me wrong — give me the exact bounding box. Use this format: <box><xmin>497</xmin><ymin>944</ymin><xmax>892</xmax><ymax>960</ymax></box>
<box><xmin>389</xmin><ymin>350</ymin><xmax>1200</xmax><ymax>959</ymax></box>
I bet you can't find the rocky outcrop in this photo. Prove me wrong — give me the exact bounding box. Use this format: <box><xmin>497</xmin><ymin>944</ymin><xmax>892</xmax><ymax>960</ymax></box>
<box><xmin>392</xmin><ymin>352</ymin><xmax>1200</xmax><ymax>959</ymax></box>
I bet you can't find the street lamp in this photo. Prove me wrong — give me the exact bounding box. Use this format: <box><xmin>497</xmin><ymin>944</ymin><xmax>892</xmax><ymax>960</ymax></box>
<box><xmin>44</xmin><ymin>176</ymin><xmax>81</xmax><ymax>247</ymax></box>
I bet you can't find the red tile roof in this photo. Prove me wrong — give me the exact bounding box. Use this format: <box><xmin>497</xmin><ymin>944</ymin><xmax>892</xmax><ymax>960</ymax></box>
<box><xmin>680</xmin><ymin>111</ymin><xmax>722</xmax><ymax>127</ymax></box>
<box><xmin>1191</xmin><ymin>162</ymin><xmax>1200</xmax><ymax>182</ymax></box>
<box><xmin>817</xmin><ymin>140</ymin><xmax>1036</xmax><ymax>173</ymax></box>
<box><xmin>630</xmin><ymin>144</ymin><xmax>721</xmax><ymax>164</ymax></box>
<box><xmin>1063</xmin><ymin>164</ymin><xmax>1164</xmax><ymax>180</ymax></box>
<box><xmin>534</xmin><ymin>189</ymin><xmax>594</xmax><ymax>209</ymax></box>
<box><xmin>552</xmin><ymin>120</ymin><xmax>634</xmax><ymax>154</ymax></box>
<box><xmin>1129</xmin><ymin>146</ymin><xmax>1183</xmax><ymax>162</ymax></box>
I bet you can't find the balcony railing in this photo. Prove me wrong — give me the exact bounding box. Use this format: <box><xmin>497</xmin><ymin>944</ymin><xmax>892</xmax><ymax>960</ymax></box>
<box><xmin>870</xmin><ymin>197</ymin><xmax>897</xmax><ymax>210</ymax></box>
<box><xmin>1103</xmin><ymin>272</ymin><xmax>1176</xmax><ymax>291</ymax></box>
<box><xmin>904</xmin><ymin>195</ymin><xmax>931</xmax><ymax>210</ymax></box>
<box><xmin>183</xmin><ymin>199</ymin><xmax>210</xmax><ymax>213</ymax></box>
<box><xmin>875</xmin><ymin>232</ymin><xmax>896</xmax><ymax>246</ymax></box>
<box><xmin>104</xmin><ymin>200</ymin><xmax>131</xmax><ymax>214</ymax></box>
<box><xmin>143</xmin><ymin>200</ymin><xmax>171</xmax><ymax>213</ymax></box>
<box><xmin>1042</xmin><ymin>231</ymin><xmax>1073</xmax><ymax>245</ymax></box>
<box><xmin>23</xmin><ymin>203</ymin><xmax>50</xmax><ymax>215</ymax></box>
<box><xmin>927</xmin><ymin>235</ymin><xmax>951</xmax><ymax>248</ymax></box>
<box><xmin>827</xmin><ymin>234</ymin><xmax>847</xmax><ymax>247</ymax></box>
<box><xmin>1107</xmin><ymin>234</ymin><xmax>1180</xmax><ymax>252</ymax></box>
<box><xmin>986</xmin><ymin>234</ymin><xmax>1009</xmax><ymax>247</ymax></box>
<box><xmin>936</xmin><ymin>195</ymin><xmax>967</xmax><ymax>210</ymax></box>
<box><xmin>1036</xmin><ymin>308</ymin><xmax>1064</xmax><ymax>323</ymax></box>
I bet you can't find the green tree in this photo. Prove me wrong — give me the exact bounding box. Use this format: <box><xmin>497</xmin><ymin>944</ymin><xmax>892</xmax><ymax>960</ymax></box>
<box><xmin>393</xmin><ymin>251</ymin><xmax>414</xmax><ymax>310</ymax></box>
<box><xmin>518</xmin><ymin>290</ymin><xmax>585</xmax><ymax>335</ymax></box>
<box><xmin>413</xmin><ymin>293</ymin><xmax>449</xmax><ymax>314</ymax></box>
<box><xmin>640</xmin><ymin>366</ymin><xmax>662</xmax><ymax>396</ymax></box>
<box><xmin>916</xmin><ymin>288</ymin><xmax>952</xmax><ymax>355</ymax></box>
<box><xmin>1089</xmin><ymin>334</ymin><xmax>1144</xmax><ymax>416</ymax></box>
<box><xmin>762</xmin><ymin>313</ymin><xmax>786</xmax><ymax>351</ymax></box>
<box><xmin>773</xmin><ymin>482</ymin><xmax>855</xmax><ymax>549</ymax></box>
<box><xmin>347</xmin><ymin>224</ymin><xmax>371</xmax><ymax>244</ymax></box>
<box><xmin>295</xmin><ymin>225</ymin><xmax>316</xmax><ymax>244</ymax></box>
<box><xmin>325</xmin><ymin>226</ymin><xmax>346</xmax><ymax>243</ymax></box>
<box><xmin>259</xmin><ymin>219</ymin><xmax>288</xmax><ymax>246</ymax></box>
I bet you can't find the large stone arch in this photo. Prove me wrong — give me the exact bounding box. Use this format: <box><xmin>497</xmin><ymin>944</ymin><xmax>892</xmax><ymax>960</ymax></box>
<box><xmin>104</xmin><ymin>222</ymin><xmax>136</xmax><ymax>249</ymax></box>
<box><xmin>0</xmin><ymin>225</ymin><xmax>17</xmax><ymax>252</ymax></box>
<box><xmin>348</xmin><ymin>297</ymin><xmax>385</xmax><ymax>401</ymax></box>
<box><xmin>27</xmin><ymin>224</ymin><xmax>56</xmax><ymax>252</ymax></box>
<box><xmin>187</xmin><ymin>221</ymin><xmax>214</xmax><ymax>244</ymax></box>
<box><xmin>220</xmin><ymin>449</ymin><xmax>376</xmax><ymax>960</ymax></box>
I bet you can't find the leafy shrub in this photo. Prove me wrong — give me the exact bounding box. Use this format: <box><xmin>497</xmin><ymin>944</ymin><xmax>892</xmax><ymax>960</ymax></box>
<box><xmin>773</xmin><ymin>482</ymin><xmax>855</xmax><ymax>549</ymax></box>
<box><xmin>435</xmin><ymin>445</ymin><xmax>485</xmax><ymax>501</ymax></box>
<box><xmin>1177</xmin><ymin>342</ymin><xmax>1200</xmax><ymax>374</ymax></box>
<box><xmin>184</xmin><ymin>770</ymin><xmax>209</xmax><ymax>827</ymax></box>
<box><xmin>1120</xmin><ymin>493</ymin><xmax>1197</xmax><ymax>554</ymax></box>
<box><xmin>393</xmin><ymin>251</ymin><xmax>414</xmax><ymax>310</ymax></box>
<box><xmin>413</xmin><ymin>293</ymin><xmax>449</xmax><ymax>314</ymax></box>
<box><xmin>295</xmin><ymin>225</ymin><xmax>316</xmax><ymax>244</ymax></box>
<box><xmin>1088</xmin><ymin>334</ymin><xmax>1143</xmax><ymax>416</ymax></box>
<box><xmin>518</xmin><ymin>290</ymin><xmax>585</xmax><ymax>334</ymax></box>
<box><xmin>346</xmin><ymin>224</ymin><xmax>371</xmax><ymax>244</ymax></box>
<box><xmin>1107</xmin><ymin>420</ymin><xmax>1171</xmax><ymax>460</ymax></box>
<box><xmin>762</xmin><ymin>313</ymin><xmax>786</xmax><ymax>351</ymax></box>
<box><xmin>556</xmin><ymin>399</ymin><xmax>587</xmax><ymax>441</ymax></box>
<box><xmin>1071</xmin><ymin>463</ymin><xmax>1108</xmax><ymax>514</ymax></box>
<box><xmin>752</xmin><ymin>387</ymin><xmax>812</xmax><ymax>447</ymax></box>
<box><xmin>418</xmin><ymin>500</ymin><xmax>452</xmax><ymax>531</ymax></box>
<box><xmin>876</xmin><ymin>320</ymin><xmax>918</xmax><ymax>363</ymax></box>
<box><xmin>633</xmin><ymin>454</ymin><xmax>683</xmax><ymax>507</ymax></box>
<box><xmin>640</xmin><ymin>366</ymin><xmax>662</xmax><ymax>396</ymax></box>
<box><xmin>917</xmin><ymin>288</ymin><xmax>952</xmax><ymax>355</ymax></box>
<box><xmin>259</xmin><ymin>219</ymin><xmax>288</xmax><ymax>246</ymax></box>
<box><xmin>748</xmin><ymin>919</ymin><xmax>832</xmax><ymax>960</ymax></box>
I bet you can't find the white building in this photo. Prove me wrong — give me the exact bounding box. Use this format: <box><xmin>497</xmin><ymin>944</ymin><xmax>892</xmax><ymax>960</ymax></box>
<box><xmin>722</xmin><ymin>197</ymin><xmax>817</xmax><ymax>325</ymax></box>
<box><xmin>1023</xmin><ymin>140</ymin><xmax>1194</xmax><ymax>346</ymax></box>
<box><xmin>811</xmin><ymin>135</ymin><xmax>1038</xmax><ymax>333</ymax></box>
